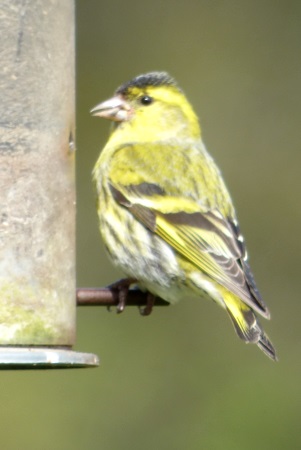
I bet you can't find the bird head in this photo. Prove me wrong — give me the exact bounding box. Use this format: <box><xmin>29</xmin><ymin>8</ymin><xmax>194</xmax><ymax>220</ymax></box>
<box><xmin>91</xmin><ymin>72</ymin><xmax>201</xmax><ymax>142</ymax></box>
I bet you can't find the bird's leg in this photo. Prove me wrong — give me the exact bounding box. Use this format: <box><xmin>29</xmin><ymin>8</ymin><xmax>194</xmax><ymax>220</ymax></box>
<box><xmin>107</xmin><ymin>277</ymin><xmax>137</xmax><ymax>313</ymax></box>
<box><xmin>139</xmin><ymin>292</ymin><xmax>156</xmax><ymax>316</ymax></box>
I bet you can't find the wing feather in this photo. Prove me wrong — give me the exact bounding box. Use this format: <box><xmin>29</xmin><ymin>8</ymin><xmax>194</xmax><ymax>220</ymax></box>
<box><xmin>109</xmin><ymin>179</ymin><xmax>269</xmax><ymax>318</ymax></box>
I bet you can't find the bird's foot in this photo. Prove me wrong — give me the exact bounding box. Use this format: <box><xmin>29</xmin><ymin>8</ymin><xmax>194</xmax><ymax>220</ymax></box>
<box><xmin>107</xmin><ymin>277</ymin><xmax>137</xmax><ymax>313</ymax></box>
<box><xmin>139</xmin><ymin>292</ymin><xmax>156</xmax><ymax>316</ymax></box>
<box><xmin>107</xmin><ymin>278</ymin><xmax>157</xmax><ymax>315</ymax></box>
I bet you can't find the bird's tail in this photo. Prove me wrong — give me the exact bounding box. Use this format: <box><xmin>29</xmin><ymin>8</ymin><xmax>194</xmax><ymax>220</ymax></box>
<box><xmin>223</xmin><ymin>291</ymin><xmax>277</xmax><ymax>361</ymax></box>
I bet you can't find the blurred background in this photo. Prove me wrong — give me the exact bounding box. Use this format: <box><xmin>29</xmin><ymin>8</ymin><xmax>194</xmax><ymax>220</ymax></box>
<box><xmin>2</xmin><ymin>1</ymin><xmax>301</xmax><ymax>449</ymax></box>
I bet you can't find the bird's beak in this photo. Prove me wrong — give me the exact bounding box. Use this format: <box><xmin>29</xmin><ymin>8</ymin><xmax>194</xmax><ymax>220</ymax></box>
<box><xmin>90</xmin><ymin>95</ymin><xmax>131</xmax><ymax>122</ymax></box>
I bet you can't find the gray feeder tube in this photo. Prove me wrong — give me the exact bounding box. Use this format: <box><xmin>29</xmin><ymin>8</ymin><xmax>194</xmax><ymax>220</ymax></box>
<box><xmin>0</xmin><ymin>0</ymin><xmax>98</xmax><ymax>368</ymax></box>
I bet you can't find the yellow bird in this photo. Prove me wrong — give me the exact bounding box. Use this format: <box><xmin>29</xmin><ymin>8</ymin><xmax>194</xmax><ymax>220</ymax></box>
<box><xmin>91</xmin><ymin>72</ymin><xmax>276</xmax><ymax>360</ymax></box>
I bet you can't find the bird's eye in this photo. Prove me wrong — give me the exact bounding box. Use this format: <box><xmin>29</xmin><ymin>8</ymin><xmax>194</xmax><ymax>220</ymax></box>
<box><xmin>140</xmin><ymin>95</ymin><xmax>153</xmax><ymax>105</ymax></box>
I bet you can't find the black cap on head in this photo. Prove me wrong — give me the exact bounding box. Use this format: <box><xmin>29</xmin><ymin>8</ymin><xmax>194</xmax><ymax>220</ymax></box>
<box><xmin>116</xmin><ymin>71</ymin><xmax>179</xmax><ymax>95</ymax></box>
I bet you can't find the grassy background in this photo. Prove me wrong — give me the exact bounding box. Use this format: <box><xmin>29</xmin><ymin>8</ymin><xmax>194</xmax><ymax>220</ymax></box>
<box><xmin>2</xmin><ymin>1</ymin><xmax>301</xmax><ymax>449</ymax></box>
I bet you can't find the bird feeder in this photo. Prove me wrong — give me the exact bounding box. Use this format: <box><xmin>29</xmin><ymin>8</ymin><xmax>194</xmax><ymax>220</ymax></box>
<box><xmin>0</xmin><ymin>0</ymin><xmax>98</xmax><ymax>368</ymax></box>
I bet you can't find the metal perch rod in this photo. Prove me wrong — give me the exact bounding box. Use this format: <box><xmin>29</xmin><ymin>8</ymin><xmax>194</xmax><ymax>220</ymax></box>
<box><xmin>76</xmin><ymin>288</ymin><xmax>168</xmax><ymax>307</ymax></box>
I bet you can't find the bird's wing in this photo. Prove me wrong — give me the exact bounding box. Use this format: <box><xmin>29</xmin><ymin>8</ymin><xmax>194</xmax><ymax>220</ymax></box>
<box><xmin>109</xmin><ymin>182</ymin><xmax>269</xmax><ymax>318</ymax></box>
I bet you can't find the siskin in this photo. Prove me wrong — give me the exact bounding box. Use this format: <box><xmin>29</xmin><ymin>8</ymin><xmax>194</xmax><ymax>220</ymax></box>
<box><xmin>91</xmin><ymin>72</ymin><xmax>276</xmax><ymax>360</ymax></box>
